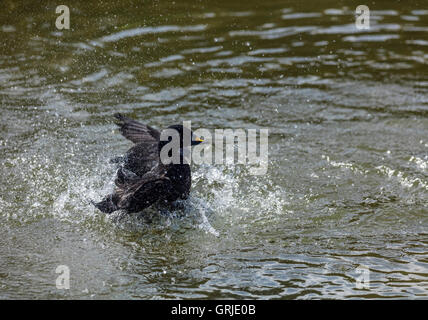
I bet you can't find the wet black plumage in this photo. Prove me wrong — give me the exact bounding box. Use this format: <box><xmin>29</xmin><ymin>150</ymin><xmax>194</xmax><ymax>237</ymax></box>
<box><xmin>93</xmin><ymin>113</ymin><xmax>203</xmax><ymax>214</ymax></box>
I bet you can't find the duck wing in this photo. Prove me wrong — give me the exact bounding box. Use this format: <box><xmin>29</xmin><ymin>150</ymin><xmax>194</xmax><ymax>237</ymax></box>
<box><xmin>114</xmin><ymin>113</ymin><xmax>160</xmax><ymax>144</ymax></box>
<box><xmin>122</xmin><ymin>141</ymin><xmax>159</xmax><ymax>177</ymax></box>
<box><xmin>114</xmin><ymin>167</ymin><xmax>140</xmax><ymax>186</ymax></box>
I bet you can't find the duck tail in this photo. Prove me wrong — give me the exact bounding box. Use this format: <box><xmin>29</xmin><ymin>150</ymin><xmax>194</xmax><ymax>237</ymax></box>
<box><xmin>92</xmin><ymin>194</ymin><xmax>119</xmax><ymax>214</ymax></box>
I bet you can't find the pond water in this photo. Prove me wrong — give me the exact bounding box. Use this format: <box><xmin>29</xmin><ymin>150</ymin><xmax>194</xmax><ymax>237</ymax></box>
<box><xmin>0</xmin><ymin>0</ymin><xmax>427</xmax><ymax>299</ymax></box>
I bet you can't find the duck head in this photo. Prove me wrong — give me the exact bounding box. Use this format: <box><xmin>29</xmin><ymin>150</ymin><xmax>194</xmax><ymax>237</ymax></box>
<box><xmin>158</xmin><ymin>125</ymin><xmax>204</xmax><ymax>164</ymax></box>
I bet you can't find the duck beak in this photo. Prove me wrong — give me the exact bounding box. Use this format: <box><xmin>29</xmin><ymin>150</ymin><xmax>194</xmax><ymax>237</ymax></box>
<box><xmin>192</xmin><ymin>137</ymin><xmax>204</xmax><ymax>145</ymax></box>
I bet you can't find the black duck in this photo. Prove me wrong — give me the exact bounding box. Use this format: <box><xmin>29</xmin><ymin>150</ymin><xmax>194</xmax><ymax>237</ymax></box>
<box><xmin>93</xmin><ymin>113</ymin><xmax>203</xmax><ymax>214</ymax></box>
